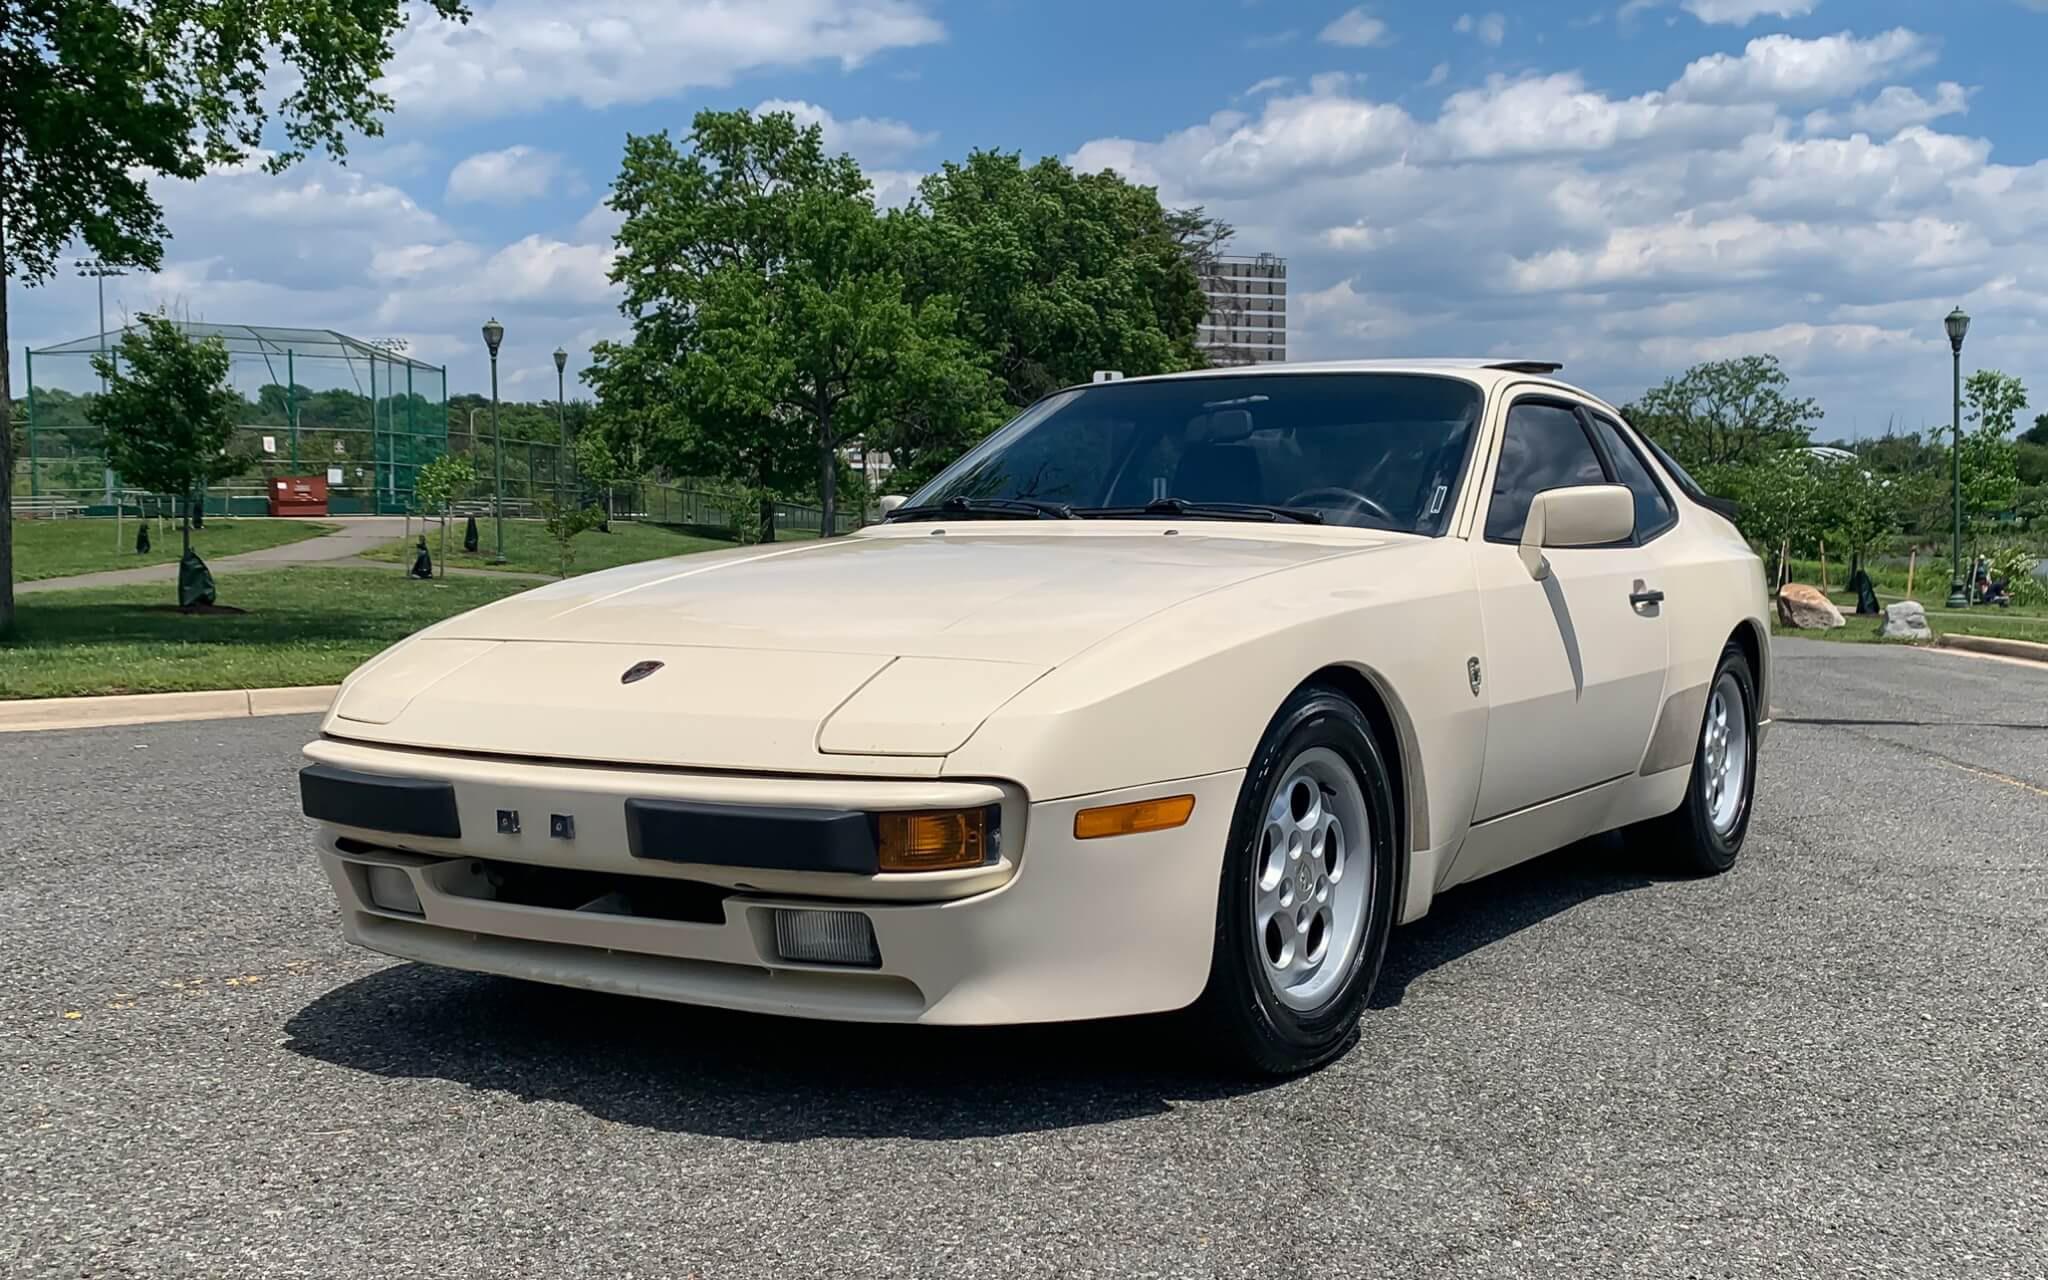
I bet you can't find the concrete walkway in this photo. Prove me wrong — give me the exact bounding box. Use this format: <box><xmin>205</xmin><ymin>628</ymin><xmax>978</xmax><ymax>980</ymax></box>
<box><xmin>16</xmin><ymin>518</ymin><xmax>548</xmax><ymax>594</ymax></box>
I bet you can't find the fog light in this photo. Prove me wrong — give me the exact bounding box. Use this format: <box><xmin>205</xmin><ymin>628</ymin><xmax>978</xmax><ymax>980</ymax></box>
<box><xmin>772</xmin><ymin>909</ymin><xmax>880</xmax><ymax>968</ymax></box>
<box><xmin>364</xmin><ymin>865</ymin><xmax>423</xmax><ymax>916</ymax></box>
<box><xmin>876</xmin><ymin>808</ymin><xmax>990</xmax><ymax>872</ymax></box>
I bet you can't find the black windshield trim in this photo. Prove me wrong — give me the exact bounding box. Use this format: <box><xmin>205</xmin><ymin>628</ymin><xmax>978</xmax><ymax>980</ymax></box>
<box><xmin>904</xmin><ymin>372</ymin><xmax>1487</xmax><ymax>536</ymax></box>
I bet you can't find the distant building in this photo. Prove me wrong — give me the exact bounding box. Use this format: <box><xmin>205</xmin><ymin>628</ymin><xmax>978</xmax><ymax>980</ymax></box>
<box><xmin>1198</xmin><ymin>253</ymin><xmax>1287</xmax><ymax>365</ymax></box>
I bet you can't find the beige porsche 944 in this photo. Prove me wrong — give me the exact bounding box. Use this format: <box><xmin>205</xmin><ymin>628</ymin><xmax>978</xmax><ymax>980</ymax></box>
<box><xmin>301</xmin><ymin>360</ymin><xmax>1769</xmax><ymax>1074</ymax></box>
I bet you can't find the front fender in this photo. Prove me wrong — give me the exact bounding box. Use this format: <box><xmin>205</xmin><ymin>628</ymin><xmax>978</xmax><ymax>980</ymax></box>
<box><xmin>943</xmin><ymin>540</ymin><xmax>1489</xmax><ymax>874</ymax></box>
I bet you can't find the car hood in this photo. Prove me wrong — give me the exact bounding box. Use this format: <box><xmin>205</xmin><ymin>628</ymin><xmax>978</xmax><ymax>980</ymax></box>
<box><xmin>321</xmin><ymin>526</ymin><xmax>1405</xmax><ymax>773</ymax></box>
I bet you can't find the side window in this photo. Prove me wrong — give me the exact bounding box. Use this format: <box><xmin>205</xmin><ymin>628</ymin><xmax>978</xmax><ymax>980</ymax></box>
<box><xmin>1484</xmin><ymin>402</ymin><xmax>1606</xmax><ymax>542</ymax></box>
<box><xmin>1589</xmin><ymin>414</ymin><xmax>1676</xmax><ymax>540</ymax></box>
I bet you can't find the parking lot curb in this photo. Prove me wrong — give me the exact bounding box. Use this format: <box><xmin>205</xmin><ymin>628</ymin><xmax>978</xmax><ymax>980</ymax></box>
<box><xmin>1936</xmin><ymin>633</ymin><xmax>2048</xmax><ymax>665</ymax></box>
<box><xmin>0</xmin><ymin>685</ymin><xmax>338</xmax><ymax>734</ymax></box>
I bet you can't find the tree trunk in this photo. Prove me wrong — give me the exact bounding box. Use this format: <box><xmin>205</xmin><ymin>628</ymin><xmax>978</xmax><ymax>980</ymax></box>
<box><xmin>818</xmin><ymin>410</ymin><xmax>838</xmax><ymax>538</ymax></box>
<box><xmin>0</xmin><ymin>216</ymin><xmax>15</xmax><ymax>637</ymax></box>
<box><xmin>756</xmin><ymin>494</ymin><xmax>776</xmax><ymax>545</ymax></box>
<box><xmin>181</xmin><ymin>500</ymin><xmax>192</xmax><ymax>558</ymax></box>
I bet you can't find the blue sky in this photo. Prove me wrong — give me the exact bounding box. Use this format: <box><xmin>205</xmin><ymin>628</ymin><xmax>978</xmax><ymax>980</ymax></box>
<box><xmin>15</xmin><ymin>0</ymin><xmax>2048</xmax><ymax>436</ymax></box>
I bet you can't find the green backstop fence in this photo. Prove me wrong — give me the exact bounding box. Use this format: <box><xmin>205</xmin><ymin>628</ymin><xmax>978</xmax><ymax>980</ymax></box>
<box><xmin>19</xmin><ymin>322</ymin><xmax>448</xmax><ymax>515</ymax></box>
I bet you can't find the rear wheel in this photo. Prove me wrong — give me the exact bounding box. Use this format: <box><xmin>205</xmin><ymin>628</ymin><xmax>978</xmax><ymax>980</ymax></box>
<box><xmin>1648</xmin><ymin>642</ymin><xmax>1758</xmax><ymax>875</ymax></box>
<box><xmin>1194</xmin><ymin>685</ymin><xmax>1399</xmax><ymax>1076</ymax></box>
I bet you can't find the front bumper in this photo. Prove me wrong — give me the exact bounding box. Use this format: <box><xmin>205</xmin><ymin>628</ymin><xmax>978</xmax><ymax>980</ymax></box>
<box><xmin>306</xmin><ymin>738</ymin><xmax>1243</xmax><ymax>1025</ymax></box>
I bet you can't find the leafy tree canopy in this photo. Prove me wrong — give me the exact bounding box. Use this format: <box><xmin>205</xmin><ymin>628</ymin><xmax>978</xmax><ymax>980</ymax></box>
<box><xmin>1624</xmin><ymin>354</ymin><xmax>1822</xmax><ymax>470</ymax></box>
<box><xmin>904</xmin><ymin>151</ymin><xmax>1214</xmax><ymax>408</ymax></box>
<box><xmin>588</xmin><ymin>108</ymin><xmax>1003</xmax><ymax>536</ymax></box>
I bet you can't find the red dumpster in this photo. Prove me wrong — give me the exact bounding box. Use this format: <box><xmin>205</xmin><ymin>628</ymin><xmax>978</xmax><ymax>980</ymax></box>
<box><xmin>268</xmin><ymin>475</ymin><xmax>329</xmax><ymax>517</ymax></box>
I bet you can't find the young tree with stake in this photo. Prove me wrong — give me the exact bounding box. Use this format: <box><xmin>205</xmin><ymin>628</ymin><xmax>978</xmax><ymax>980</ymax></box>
<box><xmin>86</xmin><ymin>315</ymin><xmax>245</xmax><ymax>602</ymax></box>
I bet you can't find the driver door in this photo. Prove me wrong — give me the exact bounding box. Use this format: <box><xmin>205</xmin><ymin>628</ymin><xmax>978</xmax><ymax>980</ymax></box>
<box><xmin>1459</xmin><ymin>396</ymin><xmax>1669</xmax><ymax>872</ymax></box>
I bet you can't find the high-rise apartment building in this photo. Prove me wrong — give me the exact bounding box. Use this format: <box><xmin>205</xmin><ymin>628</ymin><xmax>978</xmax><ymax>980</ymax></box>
<box><xmin>1197</xmin><ymin>253</ymin><xmax>1287</xmax><ymax>365</ymax></box>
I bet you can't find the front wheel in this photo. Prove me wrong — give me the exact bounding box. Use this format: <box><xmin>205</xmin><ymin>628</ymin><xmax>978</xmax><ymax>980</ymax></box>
<box><xmin>1193</xmin><ymin>685</ymin><xmax>1399</xmax><ymax>1076</ymax></box>
<box><xmin>1647</xmin><ymin>642</ymin><xmax>1759</xmax><ymax>875</ymax></box>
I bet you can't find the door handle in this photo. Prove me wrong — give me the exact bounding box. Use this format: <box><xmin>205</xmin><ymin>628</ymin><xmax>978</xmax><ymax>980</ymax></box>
<box><xmin>1629</xmin><ymin>585</ymin><xmax>1665</xmax><ymax>607</ymax></box>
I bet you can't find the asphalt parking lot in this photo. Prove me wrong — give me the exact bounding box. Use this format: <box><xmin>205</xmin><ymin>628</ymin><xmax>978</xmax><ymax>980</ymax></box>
<box><xmin>4</xmin><ymin>636</ymin><xmax>2045</xmax><ymax>1278</ymax></box>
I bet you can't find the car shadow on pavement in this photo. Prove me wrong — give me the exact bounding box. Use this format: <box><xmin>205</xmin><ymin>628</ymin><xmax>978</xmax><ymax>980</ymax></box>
<box><xmin>284</xmin><ymin>964</ymin><xmax>1266</xmax><ymax>1141</ymax></box>
<box><xmin>283</xmin><ymin>832</ymin><xmax>1664</xmax><ymax>1141</ymax></box>
<box><xmin>1370</xmin><ymin>831</ymin><xmax>1661</xmax><ymax>1009</ymax></box>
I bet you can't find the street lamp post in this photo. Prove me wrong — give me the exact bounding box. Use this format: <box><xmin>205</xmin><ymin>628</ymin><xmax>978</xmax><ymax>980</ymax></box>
<box><xmin>482</xmin><ymin>317</ymin><xmax>506</xmax><ymax>564</ymax></box>
<box><xmin>554</xmin><ymin>346</ymin><xmax>569</xmax><ymax>510</ymax></box>
<box><xmin>1944</xmin><ymin>306</ymin><xmax>1970</xmax><ymax>610</ymax></box>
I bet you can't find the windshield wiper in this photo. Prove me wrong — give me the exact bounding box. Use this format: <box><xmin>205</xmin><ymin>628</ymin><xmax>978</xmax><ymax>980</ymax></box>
<box><xmin>1075</xmin><ymin>498</ymin><xmax>1325</xmax><ymax>524</ymax></box>
<box><xmin>886</xmin><ymin>495</ymin><xmax>1077</xmax><ymax>522</ymax></box>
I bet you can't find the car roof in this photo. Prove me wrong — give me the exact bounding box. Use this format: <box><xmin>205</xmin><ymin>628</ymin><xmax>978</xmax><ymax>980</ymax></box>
<box><xmin>1085</xmin><ymin>359</ymin><xmax>1626</xmax><ymax>418</ymax></box>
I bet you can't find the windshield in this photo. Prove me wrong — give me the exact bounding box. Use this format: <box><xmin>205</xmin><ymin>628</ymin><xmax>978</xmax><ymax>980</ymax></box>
<box><xmin>904</xmin><ymin>373</ymin><xmax>1484</xmax><ymax>534</ymax></box>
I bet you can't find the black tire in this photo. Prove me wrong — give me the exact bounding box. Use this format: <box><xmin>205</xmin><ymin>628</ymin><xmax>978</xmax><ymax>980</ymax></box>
<box><xmin>1193</xmin><ymin>684</ymin><xmax>1400</xmax><ymax>1076</ymax></box>
<box><xmin>1647</xmin><ymin>642</ymin><xmax>1759</xmax><ymax>875</ymax></box>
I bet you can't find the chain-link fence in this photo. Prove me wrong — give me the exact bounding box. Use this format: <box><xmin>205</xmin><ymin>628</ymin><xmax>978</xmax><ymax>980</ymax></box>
<box><xmin>19</xmin><ymin>322</ymin><xmax>447</xmax><ymax>515</ymax></box>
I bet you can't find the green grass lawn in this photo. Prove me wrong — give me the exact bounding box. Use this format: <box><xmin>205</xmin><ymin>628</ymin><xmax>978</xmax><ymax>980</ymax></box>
<box><xmin>360</xmin><ymin>517</ymin><xmax>823</xmax><ymax>578</ymax></box>
<box><xmin>11</xmin><ymin>517</ymin><xmax>334</xmax><ymax>582</ymax></box>
<box><xmin>0</xmin><ymin>567</ymin><xmax>534</xmax><ymax>699</ymax></box>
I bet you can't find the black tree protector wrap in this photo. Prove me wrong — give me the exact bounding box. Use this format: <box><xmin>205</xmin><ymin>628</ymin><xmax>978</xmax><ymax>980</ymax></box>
<box><xmin>299</xmin><ymin>764</ymin><xmax>462</xmax><ymax>839</ymax></box>
<box><xmin>626</xmin><ymin>799</ymin><xmax>880</xmax><ymax>874</ymax></box>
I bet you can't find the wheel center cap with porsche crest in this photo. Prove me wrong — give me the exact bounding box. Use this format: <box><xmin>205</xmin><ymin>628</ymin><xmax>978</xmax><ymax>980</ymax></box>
<box><xmin>620</xmin><ymin>660</ymin><xmax>665</xmax><ymax>685</ymax></box>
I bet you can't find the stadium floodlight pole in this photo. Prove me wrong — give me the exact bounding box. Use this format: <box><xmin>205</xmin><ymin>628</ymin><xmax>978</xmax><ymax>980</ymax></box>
<box><xmin>554</xmin><ymin>346</ymin><xmax>568</xmax><ymax>510</ymax></box>
<box><xmin>482</xmin><ymin>317</ymin><xmax>507</xmax><ymax>563</ymax></box>
<box><xmin>1944</xmin><ymin>306</ymin><xmax>1971</xmax><ymax>610</ymax></box>
<box><xmin>76</xmin><ymin>259</ymin><xmax>127</xmax><ymax>506</ymax></box>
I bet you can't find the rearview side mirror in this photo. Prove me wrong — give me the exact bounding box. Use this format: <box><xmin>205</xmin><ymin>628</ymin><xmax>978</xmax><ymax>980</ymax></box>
<box><xmin>878</xmin><ymin>494</ymin><xmax>908</xmax><ymax>515</ymax></box>
<box><xmin>1519</xmin><ymin>484</ymin><xmax>1634</xmax><ymax>579</ymax></box>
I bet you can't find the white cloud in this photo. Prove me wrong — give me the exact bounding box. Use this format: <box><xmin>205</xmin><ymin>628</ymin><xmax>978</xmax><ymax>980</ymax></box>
<box><xmin>1681</xmin><ymin>0</ymin><xmax>1818</xmax><ymax>23</ymax></box>
<box><xmin>1454</xmin><ymin>12</ymin><xmax>1507</xmax><ymax>47</ymax></box>
<box><xmin>754</xmin><ymin>98</ymin><xmax>936</xmax><ymax>162</ymax></box>
<box><xmin>1319</xmin><ymin>8</ymin><xmax>1391</xmax><ymax>47</ymax></box>
<box><xmin>445</xmin><ymin>145</ymin><xmax>571</xmax><ymax>204</ymax></box>
<box><xmin>1244</xmin><ymin>75</ymin><xmax>1295</xmax><ymax>96</ymax></box>
<box><xmin>1804</xmin><ymin>82</ymin><xmax>1969</xmax><ymax>136</ymax></box>
<box><xmin>1671</xmin><ymin>29</ymin><xmax>1934</xmax><ymax>104</ymax></box>
<box><xmin>866</xmin><ymin>169</ymin><xmax>926</xmax><ymax>210</ymax></box>
<box><xmin>381</xmin><ymin>0</ymin><xmax>944</xmax><ymax>117</ymax></box>
<box><xmin>1426</xmin><ymin>62</ymin><xmax>1450</xmax><ymax>87</ymax></box>
<box><xmin>573</xmin><ymin>200</ymin><xmax>625</xmax><ymax>244</ymax></box>
<box><xmin>1066</xmin><ymin>31</ymin><xmax>2048</xmax><ymax>433</ymax></box>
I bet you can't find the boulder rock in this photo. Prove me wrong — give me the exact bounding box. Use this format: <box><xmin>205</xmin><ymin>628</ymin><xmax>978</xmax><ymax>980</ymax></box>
<box><xmin>1878</xmin><ymin>599</ymin><xmax>1932</xmax><ymax>641</ymax></box>
<box><xmin>1776</xmin><ymin>583</ymin><xmax>1844</xmax><ymax>630</ymax></box>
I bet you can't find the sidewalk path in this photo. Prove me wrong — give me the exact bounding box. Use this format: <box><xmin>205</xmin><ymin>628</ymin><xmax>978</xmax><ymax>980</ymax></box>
<box><xmin>14</xmin><ymin>518</ymin><xmax>523</xmax><ymax>595</ymax></box>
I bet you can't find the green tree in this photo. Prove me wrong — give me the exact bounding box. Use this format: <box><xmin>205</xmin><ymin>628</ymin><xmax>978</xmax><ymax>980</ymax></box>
<box><xmin>904</xmin><ymin>151</ymin><xmax>1211</xmax><ymax>408</ymax></box>
<box><xmin>1958</xmin><ymin>369</ymin><xmax>2025</xmax><ymax>529</ymax></box>
<box><xmin>2022</xmin><ymin>413</ymin><xmax>2048</xmax><ymax>447</ymax></box>
<box><xmin>538</xmin><ymin>498</ymin><xmax>605</xmax><ymax>579</ymax></box>
<box><xmin>412</xmin><ymin>452</ymin><xmax>477</xmax><ymax>576</ymax></box>
<box><xmin>1697</xmin><ymin>450</ymin><xmax>1827</xmax><ymax>585</ymax></box>
<box><xmin>1624</xmin><ymin>355</ymin><xmax>1822</xmax><ymax>470</ymax></box>
<box><xmin>1820</xmin><ymin>459</ymin><xmax>1905</xmax><ymax>568</ymax></box>
<box><xmin>589</xmin><ymin>108</ymin><xmax>999</xmax><ymax>538</ymax></box>
<box><xmin>86</xmin><ymin>315</ymin><xmax>245</xmax><ymax>571</ymax></box>
<box><xmin>0</xmin><ymin>0</ymin><xmax>468</xmax><ymax>631</ymax></box>
<box><xmin>572</xmin><ymin>427</ymin><xmax>626</xmax><ymax>526</ymax></box>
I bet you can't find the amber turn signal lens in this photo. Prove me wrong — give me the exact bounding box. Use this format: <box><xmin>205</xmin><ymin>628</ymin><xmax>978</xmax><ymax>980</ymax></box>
<box><xmin>1073</xmin><ymin>794</ymin><xmax>1196</xmax><ymax>840</ymax></box>
<box><xmin>876</xmin><ymin>809</ymin><xmax>990</xmax><ymax>872</ymax></box>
